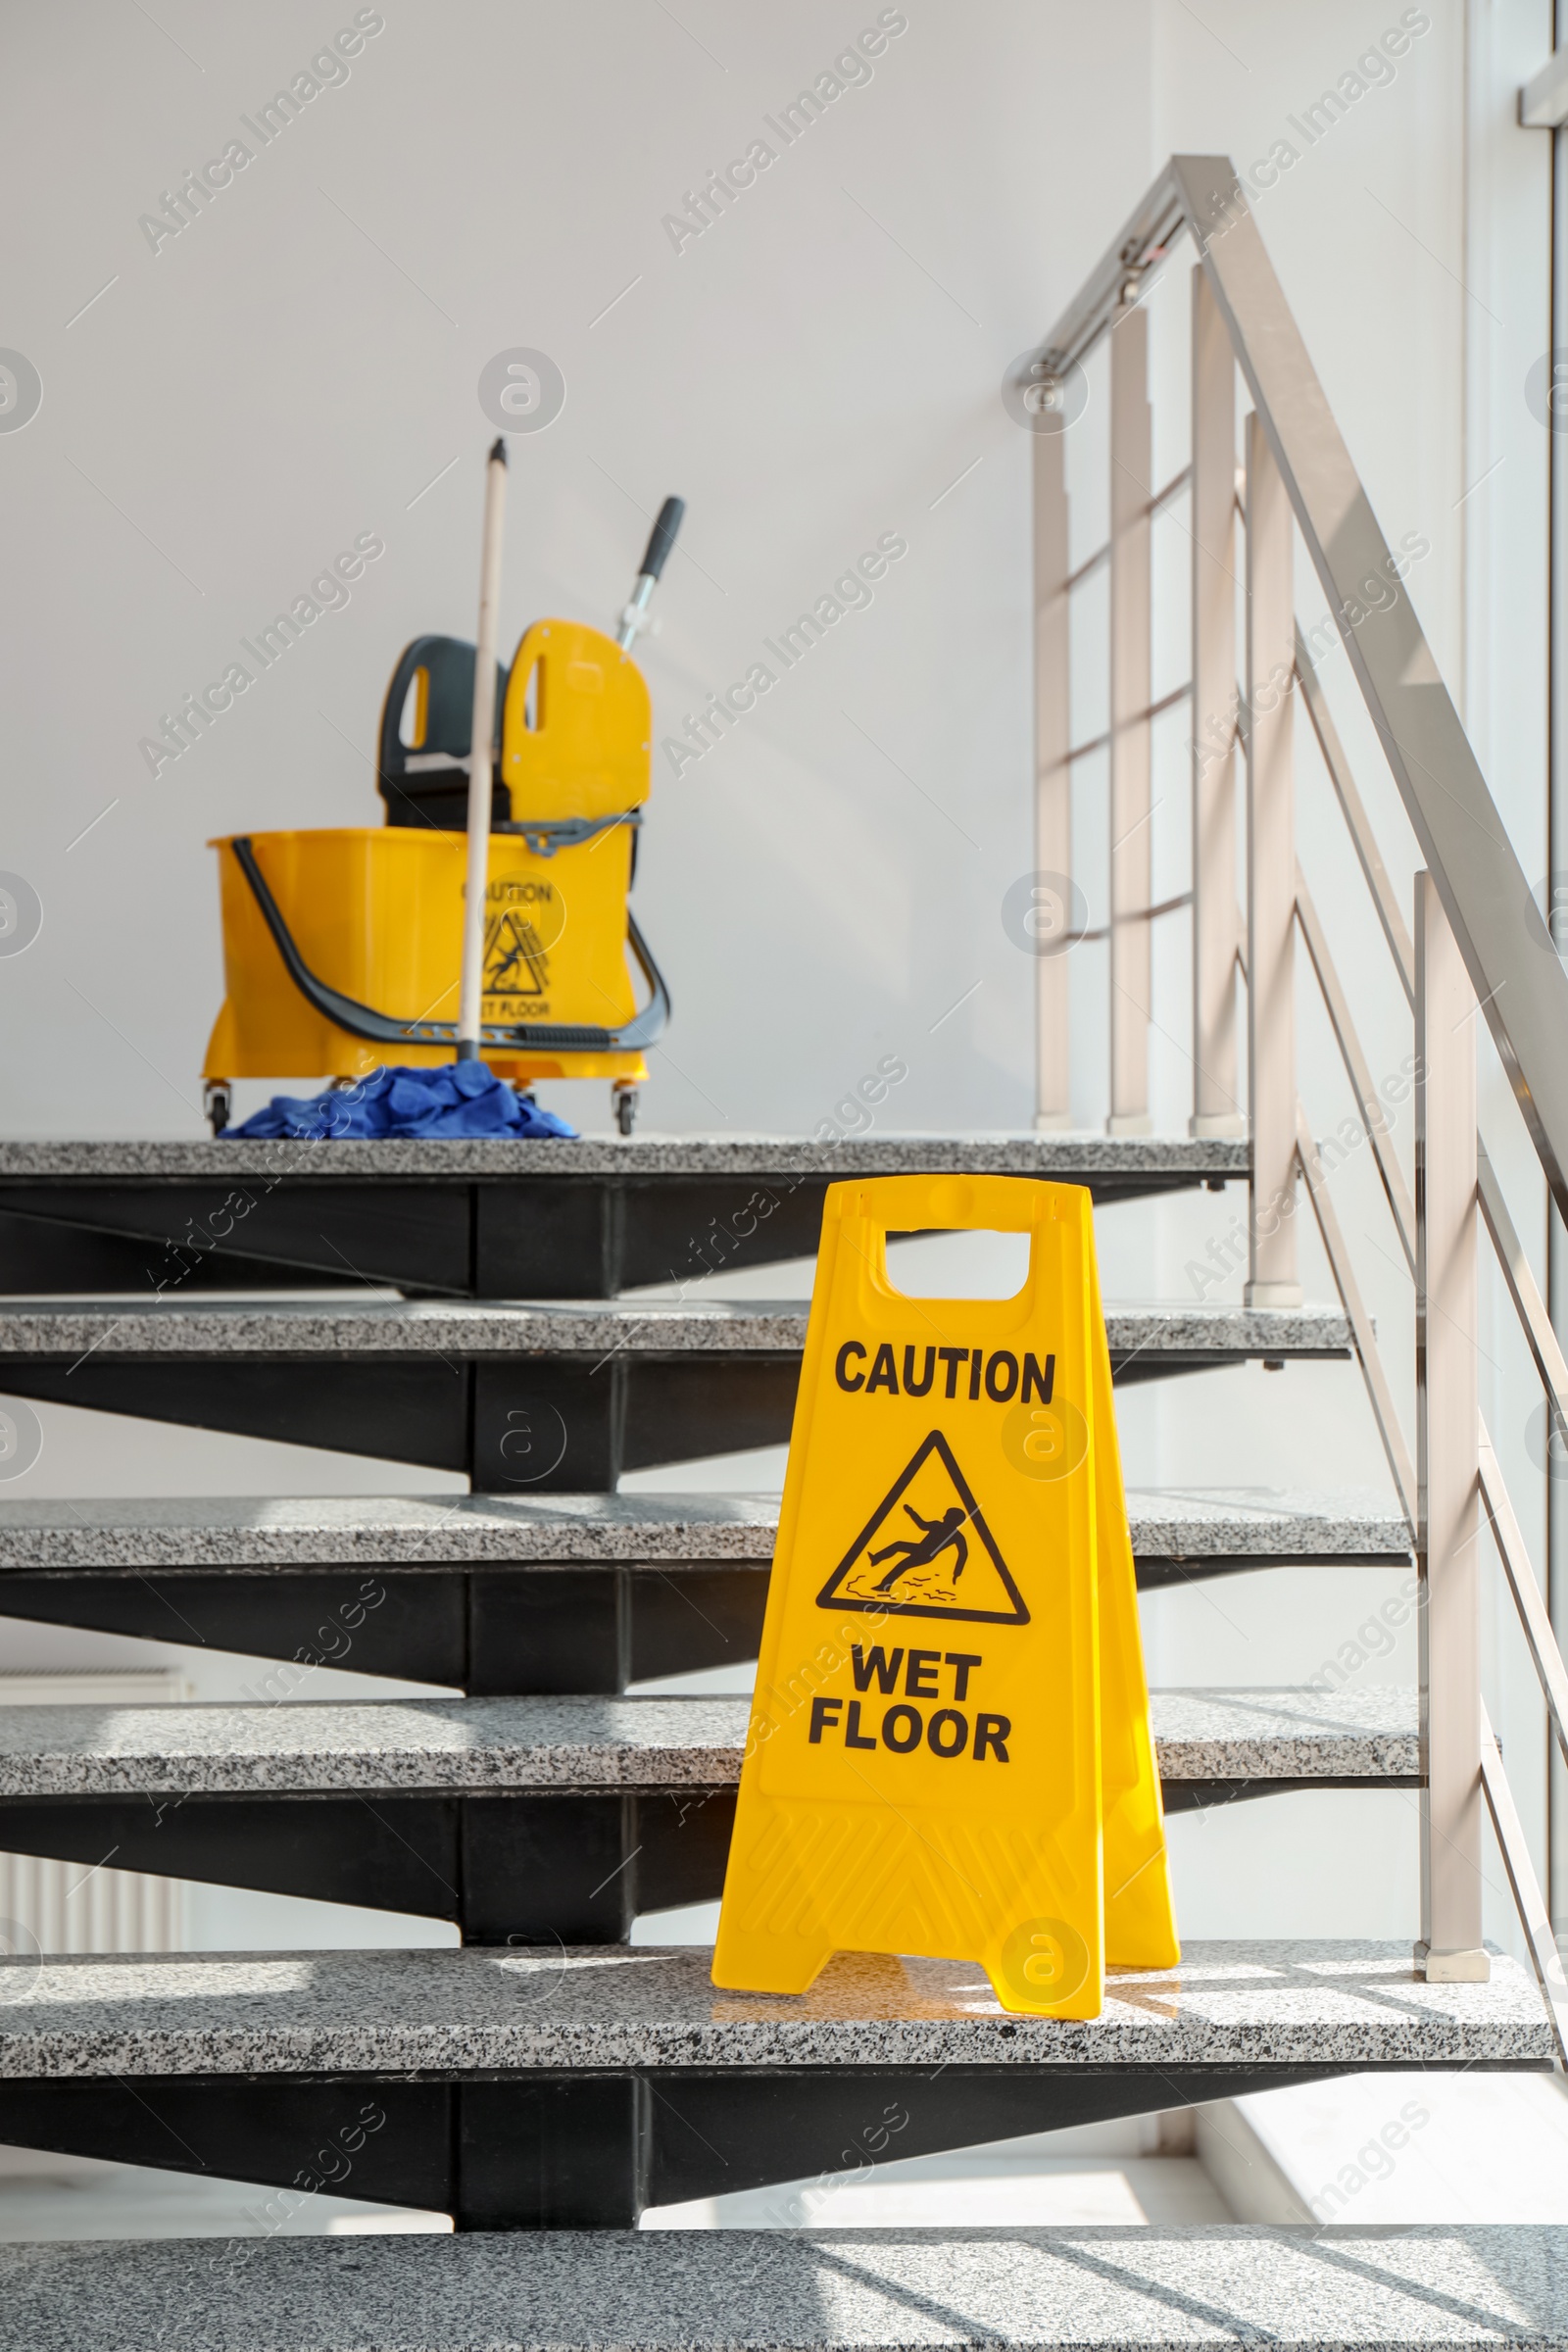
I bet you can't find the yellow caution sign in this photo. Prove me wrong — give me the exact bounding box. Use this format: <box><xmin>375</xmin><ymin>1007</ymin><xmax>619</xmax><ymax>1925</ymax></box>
<box><xmin>1088</xmin><ymin>1239</ymin><xmax>1180</xmax><ymax>1971</ymax></box>
<box><xmin>710</xmin><ymin>1173</ymin><xmax>1177</xmax><ymax>2018</ymax></box>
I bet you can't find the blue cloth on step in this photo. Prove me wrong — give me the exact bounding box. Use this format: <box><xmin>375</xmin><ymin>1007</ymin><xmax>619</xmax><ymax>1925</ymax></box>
<box><xmin>226</xmin><ymin>1062</ymin><xmax>578</xmax><ymax>1140</ymax></box>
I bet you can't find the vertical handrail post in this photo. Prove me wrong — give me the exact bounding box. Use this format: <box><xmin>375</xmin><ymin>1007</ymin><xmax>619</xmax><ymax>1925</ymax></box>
<box><xmin>1415</xmin><ymin>869</ymin><xmax>1489</xmax><ymax>1982</ymax></box>
<box><xmin>1244</xmin><ymin>412</ymin><xmax>1301</xmax><ymax>1302</ymax></box>
<box><xmin>1108</xmin><ymin>298</ymin><xmax>1152</xmax><ymax>1134</ymax></box>
<box><xmin>1190</xmin><ymin>267</ymin><xmax>1244</xmax><ymax>1137</ymax></box>
<box><xmin>1033</xmin><ymin>422</ymin><xmax>1072</xmax><ymax>1131</ymax></box>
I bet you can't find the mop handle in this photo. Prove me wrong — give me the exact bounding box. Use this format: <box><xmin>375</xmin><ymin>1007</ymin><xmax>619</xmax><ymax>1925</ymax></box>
<box><xmin>457</xmin><ymin>438</ymin><xmax>510</xmax><ymax>1060</ymax></box>
<box><xmin>615</xmin><ymin>496</ymin><xmax>685</xmax><ymax>650</ymax></box>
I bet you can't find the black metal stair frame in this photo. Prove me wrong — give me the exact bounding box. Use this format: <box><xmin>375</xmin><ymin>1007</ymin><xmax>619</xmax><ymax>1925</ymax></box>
<box><xmin>0</xmin><ymin>2062</ymin><xmax>1355</xmax><ymax>2231</ymax></box>
<box><xmin>0</xmin><ymin>1544</ymin><xmax>1407</xmax><ymax>1684</ymax></box>
<box><xmin>0</xmin><ymin>1344</ymin><xmax>800</xmax><ymax>1491</ymax></box>
<box><xmin>0</xmin><ymin>1561</ymin><xmax>759</xmax><ymax>1690</ymax></box>
<box><xmin>0</xmin><ymin>1137</ymin><xmax>1249</xmax><ymax>1299</ymax></box>
<box><xmin>0</xmin><ymin>1300</ymin><xmax>1352</xmax><ymax>1489</ymax></box>
<box><xmin>0</xmin><ymin>1779</ymin><xmax>1413</xmax><ymax>1941</ymax></box>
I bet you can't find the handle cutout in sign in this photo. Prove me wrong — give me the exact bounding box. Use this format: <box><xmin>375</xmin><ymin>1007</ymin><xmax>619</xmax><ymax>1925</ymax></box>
<box><xmin>710</xmin><ymin>1173</ymin><xmax>1177</xmax><ymax>2020</ymax></box>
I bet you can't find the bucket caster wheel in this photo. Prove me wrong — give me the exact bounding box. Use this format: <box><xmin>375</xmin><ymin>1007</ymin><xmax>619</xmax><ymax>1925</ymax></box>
<box><xmin>613</xmin><ymin>1086</ymin><xmax>638</xmax><ymax>1138</ymax></box>
<box><xmin>203</xmin><ymin>1080</ymin><xmax>232</xmax><ymax>1137</ymax></box>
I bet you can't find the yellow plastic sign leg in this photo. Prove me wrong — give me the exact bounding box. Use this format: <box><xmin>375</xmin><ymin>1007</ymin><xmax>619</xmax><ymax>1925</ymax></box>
<box><xmin>712</xmin><ymin>1173</ymin><xmax>1171</xmax><ymax>2019</ymax></box>
<box><xmin>1087</xmin><ymin>1241</ymin><xmax>1180</xmax><ymax>1970</ymax></box>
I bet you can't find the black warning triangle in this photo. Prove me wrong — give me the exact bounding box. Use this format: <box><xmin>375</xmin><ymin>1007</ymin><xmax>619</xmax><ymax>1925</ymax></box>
<box><xmin>815</xmin><ymin>1429</ymin><xmax>1029</xmax><ymax>1626</ymax></box>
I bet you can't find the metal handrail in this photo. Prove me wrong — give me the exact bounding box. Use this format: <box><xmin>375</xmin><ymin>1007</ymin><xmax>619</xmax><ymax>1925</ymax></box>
<box><xmin>1481</xmin><ymin>1697</ymin><xmax>1568</xmax><ymax>2061</ymax></box>
<box><xmin>1296</xmin><ymin>1104</ymin><xmax>1415</xmax><ymax>1520</ymax></box>
<box><xmin>1030</xmin><ymin>154</ymin><xmax>1568</xmax><ymax>1992</ymax></box>
<box><xmin>1297</xmin><ymin>638</ymin><xmax>1568</xmax><ymax>1448</ymax></box>
<box><xmin>1296</xmin><ymin>906</ymin><xmax>1568</xmax><ymax>1987</ymax></box>
<box><xmin>1478</xmin><ymin>1148</ymin><xmax>1568</xmax><ymax>1456</ymax></box>
<box><xmin>1480</xmin><ymin>1432</ymin><xmax>1568</xmax><ymax>1770</ymax></box>
<box><xmin>1023</xmin><ymin>155</ymin><xmax>1568</xmax><ymax>1223</ymax></box>
<box><xmin>1029</xmin><ymin>171</ymin><xmax>1186</xmax><ymax>373</ymax></box>
<box><xmin>1294</xmin><ymin>640</ymin><xmax>1415</xmax><ymax>1002</ymax></box>
<box><xmin>1294</xmin><ymin>875</ymin><xmax>1416</xmax><ymax>1268</ymax></box>
<box><xmin>1298</xmin><ymin>858</ymin><xmax>1568</xmax><ymax>1780</ymax></box>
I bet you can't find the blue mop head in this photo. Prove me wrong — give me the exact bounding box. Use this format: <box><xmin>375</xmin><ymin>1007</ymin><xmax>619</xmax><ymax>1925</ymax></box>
<box><xmin>225</xmin><ymin>1061</ymin><xmax>578</xmax><ymax>1141</ymax></box>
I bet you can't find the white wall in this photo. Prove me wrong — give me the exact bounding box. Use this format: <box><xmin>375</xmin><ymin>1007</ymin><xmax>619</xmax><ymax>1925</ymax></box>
<box><xmin>0</xmin><ymin>0</ymin><xmax>1153</xmax><ymax>1142</ymax></box>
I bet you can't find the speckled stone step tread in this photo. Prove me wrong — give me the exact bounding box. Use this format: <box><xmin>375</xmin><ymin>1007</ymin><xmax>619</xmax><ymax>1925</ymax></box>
<box><xmin>0</xmin><ymin>1486</ymin><xmax>1411</xmax><ymax>1569</ymax></box>
<box><xmin>5</xmin><ymin>2226</ymin><xmax>1567</xmax><ymax>2352</ymax></box>
<box><xmin>0</xmin><ymin>1688</ymin><xmax>1420</xmax><ymax>1794</ymax></box>
<box><xmin>0</xmin><ymin>1132</ymin><xmax>1251</xmax><ymax>1180</ymax></box>
<box><xmin>0</xmin><ymin>1942</ymin><xmax>1547</xmax><ymax>2076</ymax></box>
<box><xmin>0</xmin><ymin>1298</ymin><xmax>1352</xmax><ymax>1356</ymax></box>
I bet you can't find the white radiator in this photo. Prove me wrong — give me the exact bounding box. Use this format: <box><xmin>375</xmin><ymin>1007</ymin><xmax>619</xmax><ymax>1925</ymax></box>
<box><xmin>0</xmin><ymin>1670</ymin><xmax>189</xmax><ymax>1956</ymax></box>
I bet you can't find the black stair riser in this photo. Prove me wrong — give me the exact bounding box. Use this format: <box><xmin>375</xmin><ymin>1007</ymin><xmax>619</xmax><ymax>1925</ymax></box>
<box><xmin>0</xmin><ymin>2062</ymin><xmax>1375</xmax><ymax>2229</ymax></box>
<box><xmin>0</xmin><ymin>1168</ymin><xmax>1221</xmax><ymax>1299</ymax></box>
<box><xmin>0</xmin><ymin>1554</ymin><xmax>1384</xmax><ymax>1687</ymax></box>
<box><xmin>0</xmin><ymin>1341</ymin><xmax>1339</xmax><ymax>1490</ymax></box>
<box><xmin>0</xmin><ymin>1356</ymin><xmax>799</xmax><ymax>1489</ymax></box>
<box><xmin>0</xmin><ymin>1790</ymin><xmax>734</xmax><ymax>1940</ymax></box>
<box><xmin>0</xmin><ymin>1565</ymin><xmax>762</xmax><ymax>1690</ymax></box>
<box><xmin>0</xmin><ymin>1779</ymin><xmax>1415</xmax><ymax>1936</ymax></box>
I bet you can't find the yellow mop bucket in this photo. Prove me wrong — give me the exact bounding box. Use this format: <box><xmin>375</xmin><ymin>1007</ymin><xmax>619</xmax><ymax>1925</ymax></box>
<box><xmin>204</xmin><ymin>498</ymin><xmax>684</xmax><ymax>1131</ymax></box>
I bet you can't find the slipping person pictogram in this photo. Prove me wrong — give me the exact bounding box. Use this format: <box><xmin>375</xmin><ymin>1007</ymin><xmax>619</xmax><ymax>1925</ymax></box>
<box><xmin>870</xmin><ymin>1502</ymin><xmax>970</xmax><ymax>1590</ymax></box>
<box><xmin>817</xmin><ymin>1430</ymin><xmax>1027</xmax><ymax>1623</ymax></box>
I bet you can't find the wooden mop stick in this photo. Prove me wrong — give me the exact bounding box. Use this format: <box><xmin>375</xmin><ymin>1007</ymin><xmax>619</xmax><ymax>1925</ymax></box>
<box><xmin>458</xmin><ymin>436</ymin><xmax>509</xmax><ymax>1061</ymax></box>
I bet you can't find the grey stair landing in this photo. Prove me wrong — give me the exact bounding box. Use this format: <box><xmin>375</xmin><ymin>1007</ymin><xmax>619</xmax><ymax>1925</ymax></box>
<box><xmin>0</xmin><ymin>1486</ymin><xmax>1410</xmax><ymax>1690</ymax></box>
<box><xmin>0</xmin><ymin>1296</ymin><xmax>1353</xmax><ymax>1492</ymax></box>
<box><xmin>0</xmin><ymin>1130</ymin><xmax>1248</xmax><ymax>1299</ymax></box>
<box><xmin>5</xmin><ymin>2225</ymin><xmax>1567</xmax><ymax>2352</ymax></box>
<box><xmin>0</xmin><ymin>1690</ymin><xmax>1420</xmax><ymax>1941</ymax></box>
<box><xmin>0</xmin><ymin>1942</ymin><xmax>1547</xmax><ymax>2227</ymax></box>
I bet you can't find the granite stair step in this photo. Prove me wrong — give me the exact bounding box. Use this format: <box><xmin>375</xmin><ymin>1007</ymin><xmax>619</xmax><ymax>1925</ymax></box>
<box><xmin>0</xmin><ymin>1295</ymin><xmax>1350</xmax><ymax>1365</ymax></box>
<box><xmin>0</xmin><ymin>1131</ymin><xmax>1249</xmax><ymax>1298</ymax></box>
<box><xmin>4</xmin><ymin>2224</ymin><xmax>1565</xmax><ymax>2352</ymax></box>
<box><xmin>0</xmin><ymin>1689</ymin><xmax>1419</xmax><ymax>1938</ymax></box>
<box><xmin>0</xmin><ymin>1685</ymin><xmax>1421</xmax><ymax>1793</ymax></box>
<box><xmin>0</xmin><ymin>1296</ymin><xmax>1353</xmax><ymax>1490</ymax></box>
<box><xmin>0</xmin><ymin>1487</ymin><xmax>1411</xmax><ymax>1688</ymax></box>
<box><xmin>0</xmin><ymin>1941</ymin><xmax>1547</xmax><ymax>2227</ymax></box>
